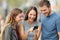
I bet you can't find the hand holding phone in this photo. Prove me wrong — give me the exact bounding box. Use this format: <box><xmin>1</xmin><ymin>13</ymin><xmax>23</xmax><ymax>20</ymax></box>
<box><xmin>33</xmin><ymin>26</ymin><xmax>38</xmax><ymax>30</ymax></box>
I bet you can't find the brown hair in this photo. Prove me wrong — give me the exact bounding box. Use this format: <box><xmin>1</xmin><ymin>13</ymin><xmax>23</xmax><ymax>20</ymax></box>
<box><xmin>39</xmin><ymin>0</ymin><xmax>51</xmax><ymax>8</ymax></box>
<box><xmin>7</xmin><ymin>8</ymin><xmax>22</xmax><ymax>25</ymax></box>
<box><xmin>24</xmin><ymin>6</ymin><xmax>38</xmax><ymax>21</ymax></box>
<box><xmin>1</xmin><ymin>8</ymin><xmax>22</xmax><ymax>34</ymax></box>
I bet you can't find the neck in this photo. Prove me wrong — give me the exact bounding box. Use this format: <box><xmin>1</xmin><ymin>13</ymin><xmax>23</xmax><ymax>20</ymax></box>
<box><xmin>47</xmin><ymin>10</ymin><xmax>52</xmax><ymax>17</ymax></box>
<box><xmin>49</xmin><ymin>11</ymin><xmax>54</xmax><ymax>16</ymax></box>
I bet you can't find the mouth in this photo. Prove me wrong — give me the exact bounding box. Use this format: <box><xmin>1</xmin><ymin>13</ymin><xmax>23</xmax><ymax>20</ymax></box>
<box><xmin>29</xmin><ymin>18</ymin><xmax>34</xmax><ymax>21</ymax></box>
<box><xmin>44</xmin><ymin>13</ymin><xmax>47</xmax><ymax>15</ymax></box>
<box><xmin>43</xmin><ymin>13</ymin><xmax>48</xmax><ymax>16</ymax></box>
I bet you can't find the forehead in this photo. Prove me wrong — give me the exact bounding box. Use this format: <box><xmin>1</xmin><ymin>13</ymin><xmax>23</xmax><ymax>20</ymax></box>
<box><xmin>39</xmin><ymin>5</ymin><xmax>49</xmax><ymax>10</ymax></box>
<box><xmin>17</xmin><ymin>13</ymin><xmax>23</xmax><ymax>16</ymax></box>
<box><xmin>29</xmin><ymin>10</ymin><xmax>36</xmax><ymax>14</ymax></box>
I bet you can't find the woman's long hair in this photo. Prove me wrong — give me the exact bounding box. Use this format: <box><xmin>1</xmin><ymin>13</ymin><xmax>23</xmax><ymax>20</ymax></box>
<box><xmin>1</xmin><ymin>8</ymin><xmax>22</xmax><ymax>35</ymax></box>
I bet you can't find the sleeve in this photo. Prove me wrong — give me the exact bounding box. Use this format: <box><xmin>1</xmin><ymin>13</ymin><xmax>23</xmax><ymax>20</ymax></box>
<box><xmin>56</xmin><ymin>17</ymin><xmax>60</xmax><ymax>32</ymax></box>
<box><xmin>37</xmin><ymin>22</ymin><xmax>42</xmax><ymax>27</ymax></box>
<box><xmin>4</xmin><ymin>26</ymin><xmax>11</xmax><ymax>40</ymax></box>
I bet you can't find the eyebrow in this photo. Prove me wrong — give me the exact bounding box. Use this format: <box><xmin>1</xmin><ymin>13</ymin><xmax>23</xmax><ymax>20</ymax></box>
<box><xmin>41</xmin><ymin>9</ymin><xmax>46</xmax><ymax>11</ymax></box>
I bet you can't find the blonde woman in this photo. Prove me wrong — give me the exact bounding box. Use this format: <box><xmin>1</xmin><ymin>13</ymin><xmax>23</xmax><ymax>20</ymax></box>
<box><xmin>0</xmin><ymin>8</ymin><xmax>24</xmax><ymax>40</ymax></box>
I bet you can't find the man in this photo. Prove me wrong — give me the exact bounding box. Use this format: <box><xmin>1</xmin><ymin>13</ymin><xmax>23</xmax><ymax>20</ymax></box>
<box><xmin>39</xmin><ymin>0</ymin><xmax>60</xmax><ymax>40</ymax></box>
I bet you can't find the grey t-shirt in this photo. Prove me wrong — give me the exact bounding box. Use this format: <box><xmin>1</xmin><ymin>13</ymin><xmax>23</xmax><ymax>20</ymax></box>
<box><xmin>21</xmin><ymin>20</ymin><xmax>41</xmax><ymax>40</ymax></box>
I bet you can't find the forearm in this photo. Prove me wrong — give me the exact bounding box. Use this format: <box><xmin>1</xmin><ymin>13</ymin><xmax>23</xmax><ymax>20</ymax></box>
<box><xmin>59</xmin><ymin>35</ymin><xmax>60</xmax><ymax>40</ymax></box>
<box><xmin>25</xmin><ymin>31</ymin><xmax>30</xmax><ymax>39</ymax></box>
<box><xmin>37</xmin><ymin>30</ymin><xmax>41</xmax><ymax>38</ymax></box>
<box><xmin>37</xmin><ymin>27</ymin><xmax>42</xmax><ymax>38</ymax></box>
<box><xmin>21</xmin><ymin>31</ymin><xmax>30</xmax><ymax>40</ymax></box>
<box><xmin>34</xmin><ymin>34</ymin><xmax>38</xmax><ymax>40</ymax></box>
<box><xmin>58</xmin><ymin>32</ymin><xmax>60</xmax><ymax>40</ymax></box>
<box><xmin>33</xmin><ymin>30</ymin><xmax>38</xmax><ymax>40</ymax></box>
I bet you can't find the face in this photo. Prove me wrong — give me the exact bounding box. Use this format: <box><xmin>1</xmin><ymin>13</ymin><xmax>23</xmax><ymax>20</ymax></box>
<box><xmin>15</xmin><ymin>13</ymin><xmax>24</xmax><ymax>22</ymax></box>
<box><xmin>40</xmin><ymin>5</ymin><xmax>51</xmax><ymax>16</ymax></box>
<box><xmin>28</xmin><ymin>9</ymin><xmax>36</xmax><ymax>22</ymax></box>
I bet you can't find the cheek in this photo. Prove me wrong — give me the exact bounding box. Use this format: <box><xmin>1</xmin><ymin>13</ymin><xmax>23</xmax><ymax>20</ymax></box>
<box><xmin>28</xmin><ymin>14</ymin><xmax>31</xmax><ymax>18</ymax></box>
<box><xmin>46</xmin><ymin>9</ymin><xmax>50</xmax><ymax>12</ymax></box>
<box><xmin>28</xmin><ymin>15</ymin><xmax>36</xmax><ymax>19</ymax></box>
<box><xmin>15</xmin><ymin>16</ymin><xmax>20</xmax><ymax>21</ymax></box>
<box><xmin>15</xmin><ymin>17</ymin><xmax>18</xmax><ymax>21</ymax></box>
<box><xmin>44</xmin><ymin>10</ymin><xmax>48</xmax><ymax>13</ymax></box>
<box><xmin>34</xmin><ymin>16</ymin><xmax>36</xmax><ymax>19</ymax></box>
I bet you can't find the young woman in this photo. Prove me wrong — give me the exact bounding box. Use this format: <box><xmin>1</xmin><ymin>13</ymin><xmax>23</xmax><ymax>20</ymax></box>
<box><xmin>0</xmin><ymin>8</ymin><xmax>24</xmax><ymax>40</ymax></box>
<box><xmin>19</xmin><ymin>6</ymin><xmax>42</xmax><ymax>40</ymax></box>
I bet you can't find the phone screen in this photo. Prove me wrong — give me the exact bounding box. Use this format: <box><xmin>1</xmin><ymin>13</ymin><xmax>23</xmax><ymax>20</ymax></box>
<box><xmin>33</xmin><ymin>26</ymin><xmax>38</xmax><ymax>30</ymax></box>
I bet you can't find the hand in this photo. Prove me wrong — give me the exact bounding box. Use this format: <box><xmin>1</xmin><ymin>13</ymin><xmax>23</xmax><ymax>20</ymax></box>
<box><xmin>34</xmin><ymin>29</ymin><xmax>38</xmax><ymax>34</ymax></box>
<box><xmin>28</xmin><ymin>27</ymin><xmax>34</xmax><ymax>32</ymax></box>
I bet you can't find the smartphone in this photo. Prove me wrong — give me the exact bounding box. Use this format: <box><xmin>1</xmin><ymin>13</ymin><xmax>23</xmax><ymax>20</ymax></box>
<box><xmin>33</xmin><ymin>26</ymin><xmax>38</xmax><ymax>30</ymax></box>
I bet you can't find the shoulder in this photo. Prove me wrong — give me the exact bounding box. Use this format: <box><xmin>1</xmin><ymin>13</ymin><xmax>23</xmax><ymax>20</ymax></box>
<box><xmin>53</xmin><ymin>12</ymin><xmax>60</xmax><ymax>21</ymax></box>
<box><xmin>21</xmin><ymin>20</ymin><xmax>27</xmax><ymax>25</ymax></box>
<box><xmin>34</xmin><ymin>21</ymin><xmax>41</xmax><ymax>26</ymax></box>
<box><xmin>5</xmin><ymin>24</ymin><xmax>12</xmax><ymax>32</ymax></box>
<box><xmin>55</xmin><ymin>12</ymin><xmax>60</xmax><ymax>19</ymax></box>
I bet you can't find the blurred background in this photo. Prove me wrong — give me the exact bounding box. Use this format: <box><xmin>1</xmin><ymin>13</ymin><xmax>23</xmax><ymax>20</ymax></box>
<box><xmin>0</xmin><ymin>0</ymin><xmax>60</xmax><ymax>40</ymax></box>
<box><xmin>0</xmin><ymin>0</ymin><xmax>60</xmax><ymax>20</ymax></box>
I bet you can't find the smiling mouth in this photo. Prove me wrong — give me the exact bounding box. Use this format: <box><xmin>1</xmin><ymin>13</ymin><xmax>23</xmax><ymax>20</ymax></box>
<box><xmin>30</xmin><ymin>18</ymin><xmax>33</xmax><ymax>20</ymax></box>
<box><xmin>29</xmin><ymin>18</ymin><xmax>34</xmax><ymax>20</ymax></box>
<box><xmin>44</xmin><ymin>13</ymin><xmax>47</xmax><ymax>15</ymax></box>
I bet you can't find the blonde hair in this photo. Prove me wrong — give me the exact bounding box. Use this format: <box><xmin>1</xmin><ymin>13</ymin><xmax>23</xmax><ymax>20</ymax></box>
<box><xmin>1</xmin><ymin>13</ymin><xmax>11</xmax><ymax>34</ymax></box>
<box><xmin>0</xmin><ymin>13</ymin><xmax>11</xmax><ymax>40</ymax></box>
<box><xmin>1</xmin><ymin>8</ymin><xmax>22</xmax><ymax>35</ymax></box>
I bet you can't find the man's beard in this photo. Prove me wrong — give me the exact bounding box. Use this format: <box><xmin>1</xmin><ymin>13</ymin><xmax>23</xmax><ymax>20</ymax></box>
<box><xmin>47</xmin><ymin>10</ymin><xmax>51</xmax><ymax>17</ymax></box>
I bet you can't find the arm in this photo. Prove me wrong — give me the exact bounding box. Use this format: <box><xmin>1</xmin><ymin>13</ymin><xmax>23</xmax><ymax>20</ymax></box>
<box><xmin>56</xmin><ymin>17</ymin><xmax>60</xmax><ymax>40</ymax></box>
<box><xmin>34</xmin><ymin>26</ymin><xmax>42</xmax><ymax>40</ymax></box>
<box><xmin>18</xmin><ymin>24</ymin><xmax>33</xmax><ymax>40</ymax></box>
<box><xmin>58</xmin><ymin>32</ymin><xmax>60</xmax><ymax>40</ymax></box>
<box><xmin>37</xmin><ymin>26</ymin><xmax>42</xmax><ymax>38</ymax></box>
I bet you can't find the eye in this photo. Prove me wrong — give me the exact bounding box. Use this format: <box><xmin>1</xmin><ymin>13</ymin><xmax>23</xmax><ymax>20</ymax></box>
<box><xmin>33</xmin><ymin>14</ymin><xmax>36</xmax><ymax>16</ymax></box>
<box><xmin>43</xmin><ymin>9</ymin><xmax>46</xmax><ymax>11</ymax></box>
<box><xmin>30</xmin><ymin>13</ymin><xmax>32</xmax><ymax>15</ymax></box>
<box><xmin>19</xmin><ymin>16</ymin><xmax>24</xmax><ymax>18</ymax></box>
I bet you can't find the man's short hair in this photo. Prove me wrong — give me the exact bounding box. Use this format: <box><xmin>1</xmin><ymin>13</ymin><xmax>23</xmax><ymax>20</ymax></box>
<box><xmin>39</xmin><ymin>0</ymin><xmax>51</xmax><ymax>8</ymax></box>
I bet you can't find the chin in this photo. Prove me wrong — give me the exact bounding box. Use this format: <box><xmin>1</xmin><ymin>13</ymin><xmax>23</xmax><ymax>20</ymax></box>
<box><xmin>46</xmin><ymin>15</ymin><xmax>48</xmax><ymax>17</ymax></box>
<box><xmin>44</xmin><ymin>14</ymin><xmax>48</xmax><ymax>17</ymax></box>
<box><xmin>29</xmin><ymin>20</ymin><xmax>34</xmax><ymax>22</ymax></box>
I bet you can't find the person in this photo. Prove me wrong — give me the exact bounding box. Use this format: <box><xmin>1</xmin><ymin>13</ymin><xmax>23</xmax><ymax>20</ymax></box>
<box><xmin>0</xmin><ymin>14</ymin><xmax>4</xmax><ymax>33</ymax></box>
<box><xmin>19</xmin><ymin>6</ymin><xmax>41</xmax><ymax>40</ymax></box>
<box><xmin>39</xmin><ymin>0</ymin><xmax>60</xmax><ymax>40</ymax></box>
<box><xmin>0</xmin><ymin>8</ymin><xmax>24</xmax><ymax>40</ymax></box>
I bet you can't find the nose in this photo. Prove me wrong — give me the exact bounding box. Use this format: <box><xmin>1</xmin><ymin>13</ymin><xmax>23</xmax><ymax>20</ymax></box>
<box><xmin>31</xmin><ymin>15</ymin><xmax>34</xmax><ymax>18</ymax></box>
